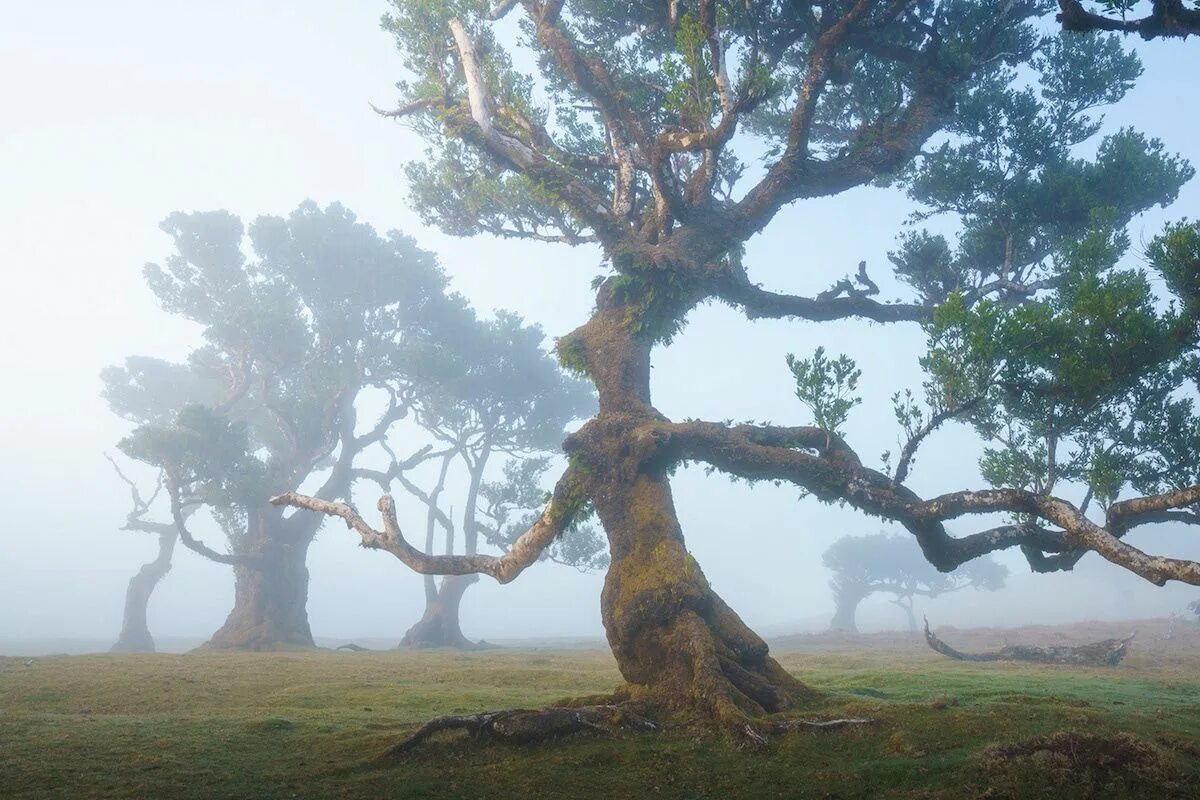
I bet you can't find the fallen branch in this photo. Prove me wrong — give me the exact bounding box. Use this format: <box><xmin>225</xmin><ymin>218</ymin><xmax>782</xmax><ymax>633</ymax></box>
<box><xmin>923</xmin><ymin>618</ymin><xmax>1134</xmax><ymax>667</ymax></box>
<box><xmin>381</xmin><ymin>704</ymin><xmax>659</xmax><ymax>759</ymax></box>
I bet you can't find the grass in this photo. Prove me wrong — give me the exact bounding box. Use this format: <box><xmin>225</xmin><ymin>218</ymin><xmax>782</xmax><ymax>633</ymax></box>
<box><xmin>1</xmin><ymin>641</ymin><xmax>1199</xmax><ymax>799</ymax></box>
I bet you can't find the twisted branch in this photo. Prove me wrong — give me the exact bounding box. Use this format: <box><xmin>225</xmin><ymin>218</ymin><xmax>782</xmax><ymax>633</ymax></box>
<box><xmin>270</xmin><ymin>467</ymin><xmax>584</xmax><ymax>584</ymax></box>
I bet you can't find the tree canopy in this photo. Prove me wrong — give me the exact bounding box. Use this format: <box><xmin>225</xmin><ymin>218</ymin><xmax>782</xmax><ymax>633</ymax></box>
<box><xmin>105</xmin><ymin>201</ymin><xmax>470</xmax><ymax>649</ymax></box>
<box><xmin>275</xmin><ymin>1</ymin><xmax>1200</xmax><ymax>737</ymax></box>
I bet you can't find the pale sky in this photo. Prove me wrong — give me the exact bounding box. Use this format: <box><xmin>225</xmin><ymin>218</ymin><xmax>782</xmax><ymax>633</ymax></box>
<box><xmin>2</xmin><ymin>2</ymin><xmax>1199</xmax><ymax>649</ymax></box>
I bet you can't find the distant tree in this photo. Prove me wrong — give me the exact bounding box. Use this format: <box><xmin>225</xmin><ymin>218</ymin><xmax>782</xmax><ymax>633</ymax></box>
<box><xmin>104</xmin><ymin>201</ymin><xmax>460</xmax><ymax>650</ymax></box>
<box><xmin>1057</xmin><ymin>0</ymin><xmax>1200</xmax><ymax>39</ymax></box>
<box><xmin>823</xmin><ymin>533</ymin><xmax>1007</xmax><ymax>633</ymax></box>
<box><xmin>107</xmin><ymin>459</ymin><xmax>183</xmax><ymax>653</ymax></box>
<box><xmin>1189</xmin><ymin>599</ymin><xmax>1200</xmax><ymax>622</ymax></box>
<box><xmin>361</xmin><ymin>312</ymin><xmax>603</xmax><ymax>648</ymax></box>
<box><xmin>275</xmin><ymin>3</ymin><xmax>1200</xmax><ymax>741</ymax></box>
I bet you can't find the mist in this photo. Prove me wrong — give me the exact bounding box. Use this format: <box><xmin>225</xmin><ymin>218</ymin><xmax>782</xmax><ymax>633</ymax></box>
<box><xmin>2</xmin><ymin>2</ymin><xmax>1199</xmax><ymax>657</ymax></box>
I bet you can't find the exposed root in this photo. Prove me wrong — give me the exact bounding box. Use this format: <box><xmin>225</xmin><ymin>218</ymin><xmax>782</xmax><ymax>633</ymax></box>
<box><xmin>380</xmin><ymin>704</ymin><xmax>659</xmax><ymax>760</ymax></box>
<box><xmin>772</xmin><ymin>717</ymin><xmax>876</xmax><ymax>733</ymax></box>
<box><xmin>379</xmin><ymin>697</ymin><xmax>876</xmax><ymax>759</ymax></box>
<box><xmin>924</xmin><ymin>617</ymin><xmax>1135</xmax><ymax>666</ymax></box>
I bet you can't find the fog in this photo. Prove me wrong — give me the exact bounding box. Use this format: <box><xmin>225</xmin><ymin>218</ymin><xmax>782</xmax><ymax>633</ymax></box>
<box><xmin>3</xmin><ymin>1</ymin><xmax>1199</xmax><ymax>654</ymax></box>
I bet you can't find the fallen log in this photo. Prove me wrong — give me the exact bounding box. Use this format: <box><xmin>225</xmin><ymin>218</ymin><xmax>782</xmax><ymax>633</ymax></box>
<box><xmin>923</xmin><ymin>618</ymin><xmax>1134</xmax><ymax>666</ymax></box>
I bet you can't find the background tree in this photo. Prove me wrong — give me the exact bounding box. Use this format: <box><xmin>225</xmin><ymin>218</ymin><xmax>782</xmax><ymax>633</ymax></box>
<box><xmin>277</xmin><ymin>2</ymin><xmax>1200</xmax><ymax>740</ymax></box>
<box><xmin>362</xmin><ymin>311</ymin><xmax>604</xmax><ymax>648</ymax></box>
<box><xmin>823</xmin><ymin>533</ymin><xmax>1007</xmax><ymax>633</ymax></box>
<box><xmin>105</xmin><ymin>201</ymin><xmax>459</xmax><ymax>650</ymax></box>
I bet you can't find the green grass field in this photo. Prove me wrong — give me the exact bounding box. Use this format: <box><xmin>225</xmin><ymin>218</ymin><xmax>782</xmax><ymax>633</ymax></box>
<box><xmin>3</xmin><ymin>629</ymin><xmax>1199</xmax><ymax>799</ymax></box>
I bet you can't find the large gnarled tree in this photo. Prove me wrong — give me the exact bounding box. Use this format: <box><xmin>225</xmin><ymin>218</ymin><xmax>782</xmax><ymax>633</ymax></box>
<box><xmin>106</xmin><ymin>201</ymin><xmax>459</xmax><ymax>650</ymax></box>
<box><xmin>276</xmin><ymin>1</ymin><xmax>1200</xmax><ymax>739</ymax></box>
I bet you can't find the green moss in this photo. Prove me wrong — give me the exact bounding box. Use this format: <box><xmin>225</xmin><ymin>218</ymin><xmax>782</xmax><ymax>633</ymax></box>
<box><xmin>553</xmin><ymin>334</ymin><xmax>590</xmax><ymax>377</ymax></box>
<box><xmin>606</xmin><ymin>273</ymin><xmax>693</xmax><ymax>345</ymax></box>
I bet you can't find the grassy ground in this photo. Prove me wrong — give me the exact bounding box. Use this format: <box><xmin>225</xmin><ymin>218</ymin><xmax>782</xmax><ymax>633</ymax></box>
<box><xmin>2</xmin><ymin>622</ymin><xmax>1199</xmax><ymax>799</ymax></box>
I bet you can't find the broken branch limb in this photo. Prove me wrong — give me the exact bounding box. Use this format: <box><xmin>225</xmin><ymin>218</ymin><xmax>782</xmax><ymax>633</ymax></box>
<box><xmin>923</xmin><ymin>618</ymin><xmax>1135</xmax><ymax>667</ymax></box>
<box><xmin>270</xmin><ymin>467</ymin><xmax>583</xmax><ymax>583</ymax></box>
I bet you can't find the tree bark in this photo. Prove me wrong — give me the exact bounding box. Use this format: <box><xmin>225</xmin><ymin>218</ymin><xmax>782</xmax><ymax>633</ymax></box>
<box><xmin>563</xmin><ymin>282</ymin><xmax>816</xmax><ymax>733</ymax></box>
<box><xmin>399</xmin><ymin>574</ymin><xmax>480</xmax><ymax>648</ymax></box>
<box><xmin>204</xmin><ymin>516</ymin><xmax>314</xmax><ymax>650</ymax></box>
<box><xmin>111</xmin><ymin>528</ymin><xmax>178</xmax><ymax>653</ymax></box>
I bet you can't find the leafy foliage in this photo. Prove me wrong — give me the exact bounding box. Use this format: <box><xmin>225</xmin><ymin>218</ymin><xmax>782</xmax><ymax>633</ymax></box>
<box><xmin>785</xmin><ymin>347</ymin><xmax>862</xmax><ymax>436</ymax></box>
<box><xmin>892</xmin><ymin>34</ymin><xmax>1192</xmax><ymax>306</ymax></box>
<box><xmin>920</xmin><ymin>223</ymin><xmax>1200</xmax><ymax>508</ymax></box>
<box><xmin>106</xmin><ymin>201</ymin><xmax>461</xmax><ymax>553</ymax></box>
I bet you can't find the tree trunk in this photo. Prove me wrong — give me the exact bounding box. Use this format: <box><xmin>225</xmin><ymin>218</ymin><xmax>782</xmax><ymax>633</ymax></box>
<box><xmin>563</xmin><ymin>282</ymin><xmax>816</xmax><ymax>732</ymax></box>
<box><xmin>111</xmin><ymin>528</ymin><xmax>177</xmax><ymax>653</ymax></box>
<box><xmin>890</xmin><ymin>596</ymin><xmax>918</xmax><ymax>633</ymax></box>
<box><xmin>399</xmin><ymin>574</ymin><xmax>479</xmax><ymax>648</ymax></box>
<box><xmin>829</xmin><ymin>584</ymin><xmax>868</xmax><ymax>633</ymax></box>
<box><xmin>589</xmin><ymin>469</ymin><xmax>814</xmax><ymax>727</ymax></box>
<box><xmin>205</xmin><ymin>524</ymin><xmax>314</xmax><ymax>651</ymax></box>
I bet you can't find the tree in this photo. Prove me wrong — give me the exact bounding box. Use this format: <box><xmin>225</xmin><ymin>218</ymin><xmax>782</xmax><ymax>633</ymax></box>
<box><xmin>823</xmin><ymin>533</ymin><xmax>1007</xmax><ymax>633</ymax></box>
<box><xmin>1057</xmin><ymin>1</ymin><xmax>1200</xmax><ymax>39</ymax></box>
<box><xmin>276</xmin><ymin>2</ymin><xmax>1200</xmax><ymax>740</ymax></box>
<box><xmin>107</xmin><ymin>458</ymin><xmax>182</xmax><ymax>653</ymax></box>
<box><xmin>105</xmin><ymin>201</ymin><xmax>461</xmax><ymax>650</ymax></box>
<box><xmin>367</xmin><ymin>311</ymin><xmax>604</xmax><ymax>648</ymax></box>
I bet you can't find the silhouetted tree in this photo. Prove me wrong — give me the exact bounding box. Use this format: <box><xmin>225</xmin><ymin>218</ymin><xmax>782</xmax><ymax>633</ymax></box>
<box><xmin>105</xmin><ymin>201</ymin><xmax>460</xmax><ymax>650</ymax></box>
<box><xmin>823</xmin><ymin>533</ymin><xmax>1007</xmax><ymax>633</ymax></box>
<box><xmin>362</xmin><ymin>312</ymin><xmax>604</xmax><ymax>648</ymax></box>
<box><xmin>276</xmin><ymin>3</ymin><xmax>1200</xmax><ymax>740</ymax></box>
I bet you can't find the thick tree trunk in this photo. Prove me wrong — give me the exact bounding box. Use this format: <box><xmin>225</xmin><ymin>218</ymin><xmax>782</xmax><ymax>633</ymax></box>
<box><xmin>205</xmin><ymin>531</ymin><xmax>314</xmax><ymax>650</ymax></box>
<box><xmin>829</xmin><ymin>585</ymin><xmax>868</xmax><ymax>633</ymax></box>
<box><xmin>562</xmin><ymin>282</ymin><xmax>816</xmax><ymax>733</ymax></box>
<box><xmin>589</xmin><ymin>469</ymin><xmax>814</xmax><ymax>728</ymax></box>
<box><xmin>111</xmin><ymin>528</ymin><xmax>177</xmax><ymax>653</ymax></box>
<box><xmin>399</xmin><ymin>574</ymin><xmax>479</xmax><ymax>648</ymax></box>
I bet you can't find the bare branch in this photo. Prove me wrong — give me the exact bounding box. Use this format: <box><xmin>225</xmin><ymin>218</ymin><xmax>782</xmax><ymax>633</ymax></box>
<box><xmin>711</xmin><ymin>262</ymin><xmax>930</xmax><ymax>324</ymax></box>
<box><xmin>893</xmin><ymin>396</ymin><xmax>985</xmax><ymax>485</ymax></box>
<box><xmin>444</xmin><ymin>17</ymin><xmax>624</xmax><ymax>244</ymax></box>
<box><xmin>163</xmin><ymin>475</ymin><xmax>259</xmax><ymax>567</ymax></box>
<box><xmin>270</xmin><ymin>468</ymin><xmax>584</xmax><ymax>584</ymax></box>
<box><xmin>659</xmin><ymin>419</ymin><xmax>1200</xmax><ymax>586</ymax></box>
